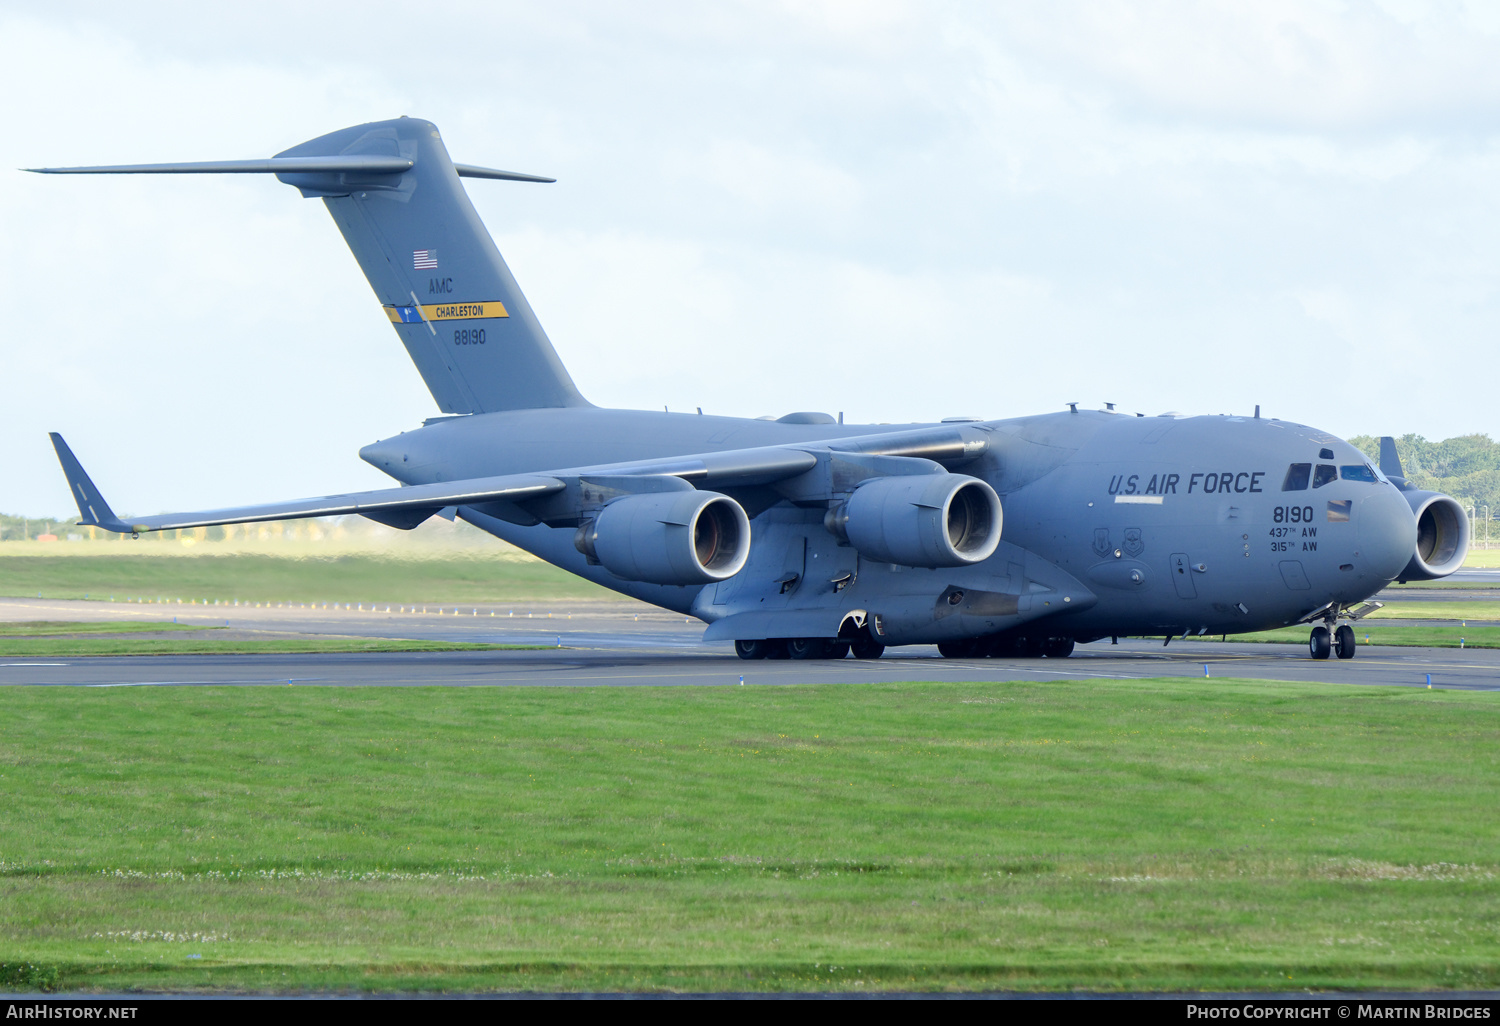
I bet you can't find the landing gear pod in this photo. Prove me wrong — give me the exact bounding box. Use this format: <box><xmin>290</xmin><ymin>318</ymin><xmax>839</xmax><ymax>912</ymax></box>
<box><xmin>576</xmin><ymin>491</ymin><xmax>751</xmax><ymax>586</ymax></box>
<box><xmin>1398</xmin><ymin>492</ymin><xmax>1470</xmax><ymax>581</ymax></box>
<box><xmin>829</xmin><ymin>474</ymin><xmax>1002</xmax><ymax>568</ymax></box>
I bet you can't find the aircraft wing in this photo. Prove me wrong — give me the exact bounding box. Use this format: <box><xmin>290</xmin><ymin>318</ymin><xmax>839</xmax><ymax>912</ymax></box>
<box><xmin>50</xmin><ymin>433</ymin><xmax>567</xmax><ymax>534</ymax></box>
<box><xmin>51</xmin><ymin>422</ymin><xmax>989</xmax><ymax>535</ymax></box>
<box><xmin>49</xmin><ymin>433</ymin><xmax>822</xmax><ymax>535</ymax></box>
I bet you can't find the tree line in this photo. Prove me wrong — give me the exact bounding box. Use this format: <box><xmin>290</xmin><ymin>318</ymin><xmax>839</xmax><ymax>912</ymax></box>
<box><xmin>1349</xmin><ymin>433</ymin><xmax>1500</xmax><ymax>516</ymax></box>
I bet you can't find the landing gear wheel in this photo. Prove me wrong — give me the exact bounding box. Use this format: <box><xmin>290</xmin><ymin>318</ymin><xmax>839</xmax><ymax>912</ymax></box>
<box><xmin>735</xmin><ymin>639</ymin><xmax>769</xmax><ymax>660</ymax></box>
<box><xmin>1040</xmin><ymin>637</ymin><xmax>1075</xmax><ymax>659</ymax></box>
<box><xmin>1309</xmin><ymin>625</ymin><xmax>1332</xmax><ymax>660</ymax></box>
<box><xmin>937</xmin><ymin>639</ymin><xmax>980</xmax><ymax>659</ymax></box>
<box><xmin>981</xmin><ymin>635</ymin><xmax>1021</xmax><ymax>658</ymax></box>
<box><xmin>764</xmin><ymin>639</ymin><xmax>791</xmax><ymax>660</ymax></box>
<box><xmin>1335</xmin><ymin>624</ymin><xmax>1356</xmax><ymax>660</ymax></box>
<box><xmin>788</xmin><ymin>638</ymin><xmax>829</xmax><ymax>660</ymax></box>
<box><xmin>826</xmin><ymin>641</ymin><xmax>851</xmax><ymax>660</ymax></box>
<box><xmin>850</xmin><ymin>636</ymin><xmax>885</xmax><ymax>659</ymax></box>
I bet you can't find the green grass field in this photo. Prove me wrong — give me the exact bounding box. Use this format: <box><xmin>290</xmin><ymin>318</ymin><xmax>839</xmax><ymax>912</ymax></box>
<box><xmin>0</xmin><ymin>551</ymin><xmax>611</xmax><ymax>605</ymax></box>
<box><xmin>1</xmin><ymin>679</ymin><xmax>1497</xmax><ymax>993</ymax></box>
<box><xmin>0</xmin><ymin>621</ymin><xmax>204</xmax><ymax>638</ymax></box>
<box><xmin>1207</xmin><ymin>623</ymin><xmax>1500</xmax><ymax>648</ymax></box>
<box><xmin>0</xmin><ymin>637</ymin><xmax>535</xmax><ymax>657</ymax></box>
<box><xmin>1460</xmin><ymin>547</ymin><xmax>1500</xmax><ymax>568</ymax></box>
<box><xmin>1370</xmin><ymin>602</ymin><xmax>1500</xmax><ymax>622</ymax></box>
<box><xmin>0</xmin><ymin>621</ymin><xmax>539</xmax><ymax>657</ymax></box>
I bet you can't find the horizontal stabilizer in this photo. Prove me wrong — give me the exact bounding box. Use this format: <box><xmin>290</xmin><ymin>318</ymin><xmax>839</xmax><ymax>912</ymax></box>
<box><xmin>24</xmin><ymin>157</ymin><xmax>556</xmax><ymax>182</ymax></box>
<box><xmin>454</xmin><ymin>164</ymin><xmax>556</xmax><ymax>183</ymax></box>
<box><xmin>24</xmin><ymin>156</ymin><xmax>415</xmax><ymax>175</ymax></box>
<box><xmin>28</xmin><ymin>117</ymin><xmax>566</xmax><ymax>415</ymax></box>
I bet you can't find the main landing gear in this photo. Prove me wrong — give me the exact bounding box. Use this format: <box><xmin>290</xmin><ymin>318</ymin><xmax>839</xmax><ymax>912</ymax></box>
<box><xmin>937</xmin><ymin>635</ymin><xmax>1075</xmax><ymax>659</ymax></box>
<box><xmin>1309</xmin><ymin>622</ymin><xmax>1357</xmax><ymax>660</ymax></box>
<box><xmin>735</xmin><ymin>637</ymin><xmax>885</xmax><ymax>660</ymax></box>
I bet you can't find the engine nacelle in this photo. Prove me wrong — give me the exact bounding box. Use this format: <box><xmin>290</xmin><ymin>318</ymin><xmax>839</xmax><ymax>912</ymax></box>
<box><xmin>1397</xmin><ymin>491</ymin><xmax>1470</xmax><ymax>581</ymax></box>
<box><xmin>575</xmin><ymin>490</ymin><xmax>751</xmax><ymax>586</ymax></box>
<box><xmin>829</xmin><ymin>474</ymin><xmax>1002</xmax><ymax>568</ymax></box>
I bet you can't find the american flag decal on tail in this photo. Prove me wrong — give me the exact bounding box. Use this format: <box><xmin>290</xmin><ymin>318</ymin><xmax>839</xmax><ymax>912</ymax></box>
<box><xmin>413</xmin><ymin>249</ymin><xmax>438</xmax><ymax>269</ymax></box>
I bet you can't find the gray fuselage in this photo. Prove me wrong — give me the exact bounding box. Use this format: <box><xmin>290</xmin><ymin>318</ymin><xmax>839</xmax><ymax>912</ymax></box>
<box><xmin>360</xmin><ymin>406</ymin><xmax>1416</xmax><ymax>646</ymax></box>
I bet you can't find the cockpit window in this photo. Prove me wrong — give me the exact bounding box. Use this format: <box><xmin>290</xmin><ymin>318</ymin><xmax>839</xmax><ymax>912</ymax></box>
<box><xmin>1281</xmin><ymin>463</ymin><xmax>1311</xmax><ymax>491</ymax></box>
<box><xmin>1313</xmin><ymin>464</ymin><xmax>1338</xmax><ymax>488</ymax></box>
<box><xmin>1340</xmin><ymin>464</ymin><xmax>1378</xmax><ymax>484</ymax></box>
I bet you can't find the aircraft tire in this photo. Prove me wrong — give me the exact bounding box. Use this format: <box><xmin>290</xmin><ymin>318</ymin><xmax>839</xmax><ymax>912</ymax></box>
<box><xmin>981</xmin><ymin>635</ymin><xmax>1020</xmax><ymax>657</ymax></box>
<box><xmin>1015</xmin><ymin>637</ymin><xmax>1045</xmax><ymax>658</ymax></box>
<box><xmin>765</xmin><ymin>639</ymin><xmax>791</xmax><ymax>660</ymax></box>
<box><xmin>1335</xmin><ymin>624</ymin><xmax>1356</xmax><ymax>660</ymax></box>
<box><xmin>1040</xmin><ymin>637</ymin><xmax>1075</xmax><ymax>658</ymax></box>
<box><xmin>850</xmin><ymin>636</ymin><xmax>885</xmax><ymax>659</ymax></box>
<box><xmin>1309</xmin><ymin>625</ymin><xmax>1332</xmax><ymax>660</ymax></box>
<box><xmin>788</xmin><ymin>638</ymin><xmax>830</xmax><ymax>660</ymax></box>
<box><xmin>826</xmin><ymin>641</ymin><xmax>852</xmax><ymax>660</ymax></box>
<box><xmin>937</xmin><ymin>639</ymin><xmax>980</xmax><ymax>659</ymax></box>
<box><xmin>735</xmin><ymin>639</ymin><xmax>768</xmax><ymax>660</ymax></box>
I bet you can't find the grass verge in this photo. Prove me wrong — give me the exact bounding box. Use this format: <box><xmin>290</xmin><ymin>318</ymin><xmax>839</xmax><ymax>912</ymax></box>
<box><xmin>0</xmin><ymin>552</ymin><xmax>611</xmax><ymax>605</ymax></box>
<box><xmin>1206</xmin><ymin>623</ymin><xmax>1500</xmax><ymax>648</ymax></box>
<box><xmin>0</xmin><ymin>678</ymin><xmax>1496</xmax><ymax>992</ymax></box>
<box><xmin>0</xmin><ymin>623</ymin><xmax>541</xmax><ymax>656</ymax></box>
<box><xmin>0</xmin><ymin>637</ymin><xmax>542</xmax><ymax>657</ymax></box>
<box><xmin>0</xmin><ymin>621</ymin><xmax>204</xmax><ymax>638</ymax></box>
<box><xmin>1369</xmin><ymin>602</ymin><xmax>1500</xmax><ymax>622</ymax></box>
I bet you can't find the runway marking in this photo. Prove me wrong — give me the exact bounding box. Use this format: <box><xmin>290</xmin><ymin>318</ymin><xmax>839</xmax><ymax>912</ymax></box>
<box><xmin>2</xmin><ymin>662</ymin><xmax>68</xmax><ymax>666</ymax></box>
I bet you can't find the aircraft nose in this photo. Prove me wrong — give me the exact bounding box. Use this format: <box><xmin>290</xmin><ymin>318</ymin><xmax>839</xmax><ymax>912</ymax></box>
<box><xmin>1360</xmin><ymin>484</ymin><xmax>1418</xmax><ymax>581</ymax></box>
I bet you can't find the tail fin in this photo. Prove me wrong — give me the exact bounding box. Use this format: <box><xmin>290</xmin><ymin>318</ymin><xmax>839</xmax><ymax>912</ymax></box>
<box><xmin>28</xmin><ymin>117</ymin><xmax>590</xmax><ymax>415</ymax></box>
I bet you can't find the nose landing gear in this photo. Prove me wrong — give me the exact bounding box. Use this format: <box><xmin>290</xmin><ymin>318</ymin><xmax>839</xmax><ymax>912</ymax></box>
<box><xmin>1334</xmin><ymin>624</ymin><xmax>1356</xmax><ymax>659</ymax></box>
<box><xmin>1309</xmin><ymin>625</ymin><xmax>1332</xmax><ymax>659</ymax></box>
<box><xmin>1309</xmin><ymin>620</ymin><xmax>1358</xmax><ymax>660</ymax></box>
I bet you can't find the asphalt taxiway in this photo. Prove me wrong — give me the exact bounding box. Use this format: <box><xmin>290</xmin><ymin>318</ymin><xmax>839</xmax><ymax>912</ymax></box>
<box><xmin>0</xmin><ymin>596</ymin><xmax>1495</xmax><ymax>691</ymax></box>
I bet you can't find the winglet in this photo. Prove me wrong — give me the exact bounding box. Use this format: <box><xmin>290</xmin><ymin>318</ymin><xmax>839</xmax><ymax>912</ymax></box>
<box><xmin>1378</xmin><ymin>436</ymin><xmax>1412</xmax><ymax>489</ymax></box>
<box><xmin>49</xmin><ymin>434</ymin><xmax>135</xmax><ymax>533</ymax></box>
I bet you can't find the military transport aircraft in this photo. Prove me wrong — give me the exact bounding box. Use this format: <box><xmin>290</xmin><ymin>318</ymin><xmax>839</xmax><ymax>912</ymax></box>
<box><xmin>29</xmin><ymin>117</ymin><xmax>1471</xmax><ymax>661</ymax></box>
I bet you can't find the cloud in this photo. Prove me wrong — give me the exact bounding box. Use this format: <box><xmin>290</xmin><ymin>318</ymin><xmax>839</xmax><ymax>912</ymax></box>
<box><xmin>1</xmin><ymin>1</ymin><xmax>1498</xmax><ymax>515</ymax></box>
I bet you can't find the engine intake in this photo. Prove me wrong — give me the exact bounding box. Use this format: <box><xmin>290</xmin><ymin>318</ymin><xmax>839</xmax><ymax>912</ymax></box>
<box><xmin>829</xmin><ymin>474</ymin><xmax>1002</xmax><ymax>568</ymax></box>
<box><xmin>1398</xmin><ymin>491</ymin><xmax>1470</xmax><ymax>581</ymax></box>
<box><xmin>575</xmin><ymin>490</ymin><xmax>751</xmax><ymax>586</ymax></box>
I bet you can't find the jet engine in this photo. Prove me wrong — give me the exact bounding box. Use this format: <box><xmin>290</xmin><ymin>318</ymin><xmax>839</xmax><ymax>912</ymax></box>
<box><xmin>575</xmin><ymin>490</ymin><xmax>751</xmax><ymax>586</ymax></box>
<box><xmin>1397</xmin><ymin>491</ymin><xmax>1470</xmax><ymax>581</ymax></box>
<box><xmin>827</xmin><ymin>474</ymin><xmax>1002</xmax><ymax>568</ymax></box>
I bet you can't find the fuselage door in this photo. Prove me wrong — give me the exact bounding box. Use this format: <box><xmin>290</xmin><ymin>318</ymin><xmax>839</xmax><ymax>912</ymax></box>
<box><xmin>1169</xmin><ymin>552</ymin><xmax>1197</xmax><ymax>599</ymax></box>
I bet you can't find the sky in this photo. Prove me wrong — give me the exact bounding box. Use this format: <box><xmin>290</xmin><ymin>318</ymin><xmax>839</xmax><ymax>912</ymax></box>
<box><xmin>2</xmin><ymin>0</ymin><xmax>1498</xmax><ymax>516</ymax></box>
